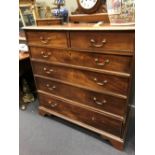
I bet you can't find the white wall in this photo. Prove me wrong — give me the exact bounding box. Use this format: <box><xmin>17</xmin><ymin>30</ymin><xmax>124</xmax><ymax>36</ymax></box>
<box><xmin>36</xmin><ymin>0</ymin><xmax>78</xmax><ymax>14</ymax></box>
<box><xmin>65</xmin><ymin>0</ymin><xmax>77</xmax><ymax>13</ymax></box>
<box><xmin>36</xmin><ymin>0</ymin><xmax>51</xmax><ymax>6</ymax></box>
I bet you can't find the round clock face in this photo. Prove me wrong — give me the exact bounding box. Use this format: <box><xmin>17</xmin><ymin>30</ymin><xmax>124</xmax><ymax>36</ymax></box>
<box><xmin>79</xmin><ymin>0</ymin><xmax>98</xmax><ymax>9</ymax></box>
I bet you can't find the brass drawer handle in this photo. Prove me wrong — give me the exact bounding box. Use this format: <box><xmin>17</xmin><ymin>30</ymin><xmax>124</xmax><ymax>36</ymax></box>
<box><xmin>46</xmin><ymin>84</ymin><xmax>56</xmax><ymax>91</ymax></box>
<box><xmin>91</xmin><ymin>116</ymin><xmax>95</xmax><ymax>121</ymax></box>
<box><xmin>93</xmin><ymin>97</ymin><xmax>107</xmax><ymax>105</ymax></box>
<box><xmin>94</xmin><ymin>58</ymin><xmax>109</xmax><ymax>66</ymax></box>
<box><xmin>40</xmin><ymin>36</ymin><xmax>51</xmax><ymax>44</ymax></box>
<box><xmin>93</xmin><ymin>78</ymin><xmax>108</xmax><ymax>86</ymax></box>
<box><xmin>41</xmin><ymin>51</ymin><xmax>51</xmax><ymax>58</ymax></box>
<box><xmin>43</xmin><ymin>67</ymin><xmax>54</xmax><ymax>74</ymax></box>
<box><xmin>90</xmin><ymin>39</ymin><xmax>106</xmax><ymax>48</ymax></box>
<box><xmin>47</xmin><ymin>22</ymin><xmax>52</xmax><ymax>25</ymax></box>
<box><xmin>48</xmin><ymin>101</ymin><xmax>58</xmax><ymax>107</ymax></box>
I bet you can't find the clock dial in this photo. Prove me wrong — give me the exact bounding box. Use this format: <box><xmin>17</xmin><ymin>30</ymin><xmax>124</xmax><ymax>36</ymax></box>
<box><xmin>79</xmin><ymin>0</ymin><xmax>98</xmax><ymax>9</ymax></box>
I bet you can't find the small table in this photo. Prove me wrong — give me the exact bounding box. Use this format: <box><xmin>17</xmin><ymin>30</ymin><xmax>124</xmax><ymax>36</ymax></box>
<box><xmin>19</xmin><ymin>52</ymin><xmax>29</xmax><ymax>61</ymax></box>
<box><xmin>19</xmin><ymin>52</ymin><xmax>30</xmax><ymax>110</ymax></box>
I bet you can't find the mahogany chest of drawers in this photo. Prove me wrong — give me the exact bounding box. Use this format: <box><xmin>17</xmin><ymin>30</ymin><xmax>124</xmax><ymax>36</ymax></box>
<box><xmin>24</xmin><ymin>24</ymin><xmax>135</xmax><ymax>150</ymax></box>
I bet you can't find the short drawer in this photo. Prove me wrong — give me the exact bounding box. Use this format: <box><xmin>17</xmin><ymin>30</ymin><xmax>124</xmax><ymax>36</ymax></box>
<box><xmin>36</xmin><ymin>19</ymin><xmax>62</xmax><ymax>26</ymax></box>
<box><xmin>26</xmin><ymin>31</ymin><xmax>68</xmax><ymax>48</ymax></box>
<box><xmin>38</xmin><ymin>92</ymin><xmax>123</xmax><ymax>136</ymax></box>
<box><xmin>70</xmin><ymin>31</ymin><xmax>134</xmax><ymax>52</ymax></box>
<box><xmin>30</xmin><ymin>47</ymin><xmax>132</xmax><ymax>74</ymax></box>
<box><xmin>32</xmin><ymin>61</ymin><xmax>129</xmax><ymax>95</ymax></box>
<box><xmin>35</xmin><ymin>76</ymin><xmax>127</xmax><ymax>116</ymax></box>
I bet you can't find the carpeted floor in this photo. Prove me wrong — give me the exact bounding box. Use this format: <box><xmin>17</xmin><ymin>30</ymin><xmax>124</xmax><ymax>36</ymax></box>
<box><xmin>19</xmin><ymin>100</ymin><xmax>135</xmax><ymax>155</ymax></box>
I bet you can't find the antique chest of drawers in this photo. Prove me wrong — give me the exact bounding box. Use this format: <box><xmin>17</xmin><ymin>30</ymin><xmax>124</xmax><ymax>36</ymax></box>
<box><xmin>24</xmin><ymin>24</ymin><xmax>135</xmax><ymax>150</ymax></box>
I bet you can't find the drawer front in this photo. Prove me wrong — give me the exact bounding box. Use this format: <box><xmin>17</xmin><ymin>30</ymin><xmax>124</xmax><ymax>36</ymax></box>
<box><xmin>26</xmin><ymin>31</ymin><xmax>68</xmax><ymax>48</ymax></box>
<box><xmin>70</xmin><ymin>31</ymin><xmax>134</xmax><ymax>52</ymax></box>
<box><xmin>36</xmin><ymin>20</ymin><xmax>61</xmax><ymax>26</ymax></box>
<box><xmin>35</xmin><ymin>77</ymin><xmax>127</xmax><ymax>116</ymax></box>
<box><xmin>38</xmin><ymin>92</ymin><xmax>122</xmax><ymax>136</ymax></box>
<box><xmin>32</xmin><ymin>61</ymin><xmax>129</xmax><ymax>95</ymax></box>
<box><xmin>30</xmin><ymin>47</ymin><xmax>132</xmax><ymax>74</ymax></box>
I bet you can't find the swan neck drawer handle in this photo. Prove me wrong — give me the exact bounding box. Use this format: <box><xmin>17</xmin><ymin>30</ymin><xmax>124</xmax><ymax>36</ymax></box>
<box><xmin>46</xmin><ymin>84</ymin><xmax>56</xmax><ymax>91</ymax></box>
<box><xmin>94</xmin><ymin>58</ymin><xmax>109</xmax><ymax>66</ymax></box>
<box><xmin>41</xmin><ymin>51</ymin><xmax>51</xmax><ymax>58</ymax></box>
<box><xmin>93</xmin><ymin>97</ymin><xmax>107</xmax><ymax>105</ymax></box>
<box><xmin>43</xmin><ymin>67</ymin><xmax>54</xmax><ymax>74</ymax></box>
<box><xmin>90</xmin><ymin>39</ymin><xmax>106</xmax><ymax>48</ymax></box>
<box><xmin>48</xmin><ymin>101</ymin><xmax>58</xmax><ymax>107</ymax></box>
<box><xmin>47</xmin><ymin>22</ymin><xmax>52</xmax><ymax>25</ymax></box>
<box><xmin>40</xmin><ymin>36</ymin><xmax>51</xmax><ymax>44</ymax></box>
<box><xmin>93</xmin><ymin>78</ymin><xmax>108</xmax><ymax>86</ymax></box>
<box><xmin>91</xmin><ymin>116</ymin><xmax>95</xmax><ymax>121</ymax></box>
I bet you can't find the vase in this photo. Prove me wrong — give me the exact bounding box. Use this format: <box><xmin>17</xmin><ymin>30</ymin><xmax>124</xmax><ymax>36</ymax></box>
<box><xmin>52</xmin><ymin>8</ymin><xmax>68</xmax><ymax>22</ymax></box>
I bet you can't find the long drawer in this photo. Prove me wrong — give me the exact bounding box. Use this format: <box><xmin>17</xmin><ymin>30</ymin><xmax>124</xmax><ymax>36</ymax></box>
<box><xmin>32</xmin><ymin>61</ymin><xmax>129</xmax><ymax>95</ymax></box>
<box><xmin>70</xmin><ymin>31</ymin><xmax>134</xmax><ymax>52</ymax></box>
<box><xmin>30</xmin><ymin>47</ymin><xmax>132</xmax><ymax>74</ymax></box>
<box><xmin>38</xmin><ymin>92</ymin><xmax>123</xmax><ymax>136</ymax></box>
<box><xmin>35</xmin><ymin>76</ymin><xmax>127</xmax><ymax>116</ymax></box>
<box><xmin>26</xmin><ymin>31</ymin><xmax>68</xmax><ymax>48</ymax></box>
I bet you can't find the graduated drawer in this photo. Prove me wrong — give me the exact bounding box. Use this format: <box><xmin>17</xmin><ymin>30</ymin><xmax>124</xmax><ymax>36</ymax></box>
<box><xmin>70</xmin><ymin>31</ymin><xmax>134</xmax><ymax>52</ymax></box>
<box><xmin>26</xmin><ymin>31</ymin><xmax>68</xmax><ymax>48</ymax></box>
<box><xmin>32</xmin><ymin>61</ymin><xmax>129</xmax><ymax>95</ymax></box>
<box><xmin>38</xmin><ymin>92</ymin><xmax>123</xmax><ymax>136</ymax></box>
<box><xmin>35</xmin><ymin>76</ymin><xmax>127</xmax><ymax>116</ymax></box>
<box><xmin>30</xmin><ymin>47</ymin><xmax>132</xmax><ymax>74</ymax></box>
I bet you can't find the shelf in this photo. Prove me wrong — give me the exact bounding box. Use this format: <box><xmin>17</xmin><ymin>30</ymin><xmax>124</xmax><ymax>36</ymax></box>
<box><xmin>19</xmin><ymin>3</ymin><xmax>32</xmax><ymax>7</ymax></box>
<box><xmin>23</xmin><ymin>13</ymin><xmax>33</xmax><ymax>16</ymax></box>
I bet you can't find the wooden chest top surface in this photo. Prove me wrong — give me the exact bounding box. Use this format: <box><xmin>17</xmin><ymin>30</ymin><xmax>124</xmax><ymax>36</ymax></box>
<box><xmin>23</xmin><ymin>23</ymin><xmax>135</xmax><ymax>31</ymax></box>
